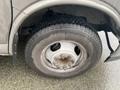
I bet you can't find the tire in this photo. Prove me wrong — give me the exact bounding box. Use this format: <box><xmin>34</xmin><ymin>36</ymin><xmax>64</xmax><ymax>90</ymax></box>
<box><xmin>25</xmin><ymin>24</ymin><xmax>102</xmax><ymax>78</ymax></box>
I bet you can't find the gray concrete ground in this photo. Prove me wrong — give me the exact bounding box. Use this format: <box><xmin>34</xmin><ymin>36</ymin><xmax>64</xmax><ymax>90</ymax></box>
<box><xmin>0</xmin><ymin>32</ymin><xmax>120</xmax><ymax>90</ymax></box>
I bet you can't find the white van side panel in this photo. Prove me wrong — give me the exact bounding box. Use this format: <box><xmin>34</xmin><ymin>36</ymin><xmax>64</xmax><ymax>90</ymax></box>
<box><xmin>0</xmin><ymin>0</ymin><xmax>11</xmax><ymax>43</ymax></box>
<box><xmin>0</xmin><ymin>0</ymin><xmax>11</xmax><ymax>54</ymax></box>
<box><xmin>102</xmin><ymin>0</ymin><xmax>120</xmax><ymax>12</ymax></box>
<box><xmin>12</xmin><ymin>0</ymin><xmax>38</xmax><ymax>19</ymax></box>
<box><xmin>12</xmin><ymin>0</ymin><xmax>120</xmax><ymax>19</ymax></box>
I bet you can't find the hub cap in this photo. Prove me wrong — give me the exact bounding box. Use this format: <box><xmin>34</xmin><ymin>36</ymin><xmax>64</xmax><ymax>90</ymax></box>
<box><xmin>41</xmin><ymin>40</ymin><xmax>87</xmax><ymax>72</ymax></box>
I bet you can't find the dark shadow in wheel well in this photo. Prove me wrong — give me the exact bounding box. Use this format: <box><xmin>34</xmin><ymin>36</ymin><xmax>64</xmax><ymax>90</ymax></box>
<box><xmin>16</xmin><ymin>5</ymin><xmax>118</xmax><ymax>56</ymax></box>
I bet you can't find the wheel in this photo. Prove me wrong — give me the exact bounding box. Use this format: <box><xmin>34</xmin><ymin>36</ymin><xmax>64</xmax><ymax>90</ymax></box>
<box><xmin>25</xmin><ymin>24</ymin><xmax>102</xmax><ymax>78</ymax></box>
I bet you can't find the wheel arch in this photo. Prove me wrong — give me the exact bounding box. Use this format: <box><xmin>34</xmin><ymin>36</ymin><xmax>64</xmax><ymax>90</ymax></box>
<box><xmin>9</xmin><ymin>0</ymin><xmax>120</xmax><ymax>55</ymax></box>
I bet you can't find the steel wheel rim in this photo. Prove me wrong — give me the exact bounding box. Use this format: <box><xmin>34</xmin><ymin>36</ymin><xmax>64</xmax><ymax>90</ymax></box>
<box><xmin>40</xmin><ymin>40</ymin><xmax>88</xmax><ymax>73</ymax></box>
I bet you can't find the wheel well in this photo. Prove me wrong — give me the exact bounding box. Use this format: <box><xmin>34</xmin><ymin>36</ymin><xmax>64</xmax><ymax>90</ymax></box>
<box><xmin>18</xmin><ymin>5</ymin><xmax>116</xmax><ymax>36</ymax></box>
<box><xmin>12</xmin><ymin>5</ymin><xmax>120</xmax><ymax>56</ymax></box>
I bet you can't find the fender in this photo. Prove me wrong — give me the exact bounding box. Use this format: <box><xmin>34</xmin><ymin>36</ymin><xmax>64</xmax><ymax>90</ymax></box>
<box><xmin>9</xmin><ymin>0</ymin><xmax>120</xmax><ymax>61</ymax></box>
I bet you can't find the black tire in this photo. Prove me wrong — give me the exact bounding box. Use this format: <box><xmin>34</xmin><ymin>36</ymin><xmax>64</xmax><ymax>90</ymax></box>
<box><xmin>25</xmin><ymin>24</ymin><xmax>102</xmax><ymax>78</ymax></box>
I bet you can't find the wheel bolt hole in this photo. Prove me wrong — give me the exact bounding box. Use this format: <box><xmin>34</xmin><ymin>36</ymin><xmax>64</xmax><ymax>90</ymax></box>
<box><xmin>50</xmin><ymin>43</ymin><xmax>61</xmax><ymax>52</ymax></box>
<box><xmin>74</xmin><ymin>46</ymin><xmax>80</xmax><ymax>56</ymax></box>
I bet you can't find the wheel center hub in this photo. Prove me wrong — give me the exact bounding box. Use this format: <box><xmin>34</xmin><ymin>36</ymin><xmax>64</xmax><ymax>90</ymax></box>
<box><xmin>53</xmin><ymin>53</ymin><xmax>75</xmax><ymax>69</ymax></box>
<box><xmin>44</xmin><ymin>41</ymin><xmax>83</xmax><ymax>70</ymax></box>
